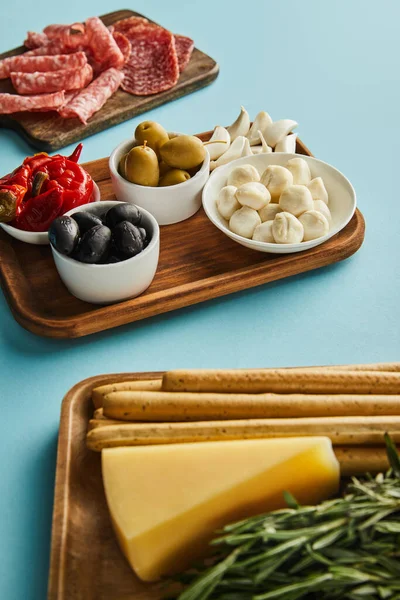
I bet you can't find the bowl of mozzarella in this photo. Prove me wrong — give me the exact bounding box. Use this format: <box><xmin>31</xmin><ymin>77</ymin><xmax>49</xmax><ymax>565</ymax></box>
<box><xmin>202</xmin><ymin>153</ymin><xmax>356</xmax><ymax>254</ymax></box>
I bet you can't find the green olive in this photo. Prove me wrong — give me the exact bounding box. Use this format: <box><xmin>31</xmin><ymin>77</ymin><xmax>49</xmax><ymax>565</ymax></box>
<box><xmin>118</xmin><ymin>153</ymin><xmax>128</xmax><ymax>178</ymax></box>
<box><xmin>159</xmin><ymin>169</ymin><xmax>191</xmax><ymax>187</ymax></box>
<box><xmin>125</xmin><ymin>143</ymin><xmax>159</xmax><ymax>187</ymax></box>
<box><xmin>159</xmin><ymin>161</ymin><xmax>171</xmax><ymax>176</ymax></box>
<box><xmin>159</xmin><ymin>135</ymin><xmax>206</xmax><ymax>170</ymax></box>
<box><xmin>135</xmin><ymin>121</ymin><xmax>169</xmax><ymax>159</ymax></box>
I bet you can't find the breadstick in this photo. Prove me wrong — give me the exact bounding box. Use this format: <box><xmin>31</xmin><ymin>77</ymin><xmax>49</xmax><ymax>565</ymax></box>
<box><xmin>92</xmin><ymin>379</ymin><xmax>162</xmax><ymax>408</ymax></box>
<box><xmin>93</xmin><ymin>408</ymin><xmax>105</xmax><ymax>419</ymax></box>
<box><xmin>88</xmin><ymin>418</ymin><xmax>127</xmax><ymax>431</ymax></box>
<box><xmin>294</xmin><ymin>363</ymin><xmax>400</xmax><ymax>372</ymax></box>
<box><xmin>86</xmin><ymin>415</ymin><xmax>400</xmax><ymax>451</ymax></box>
<box><xmin>162</xmin><ymin>369</ymin><xmax>400</xmax><ymax>395</ymax></box>
<box><xmin>103</xmin><ymin>390</ymin><xmax>400</xmax><ymax>422</ymax></box>
<box><xmin>334</xmin><ymin>446</ymin><xmax>389</xmax><ymax>476</ymax></box>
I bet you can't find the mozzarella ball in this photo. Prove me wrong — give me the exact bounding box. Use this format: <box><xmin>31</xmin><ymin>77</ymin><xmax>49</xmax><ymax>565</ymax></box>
<box><xmin>272</xmin><ymin>212</ymin><xmax>304</xmax><ymax>244</ymax></box>
<box><xmin>298</xmin><ymin>210</ymin><xmax>330</xmax><ymax>241</ymax></box>
<box><xmin>307</xmin><ymin>177</ymin><xmax>329</xmax><ymax>204</ymax></box>
<box><xmin>260</xmin><ymin>165</ymin><xmax>293</xmax><ymax>202</ymax></box>
<box><xmin>227</xmin><ymin>164</ymin><xmax>260</xmax><ymax>187</ymax></box>
<box><xmin>279</xmin><ymin>185</ymin><xmax>314</xmax><ymax>217</ymax></box>
<box><xmin>286</xmin><ymin>158</ymin><xmax>311</xmax><ymax>185</ymax></box>
<box><xmin>236</xmin><ymin>182</ymin><xmax>270</xmax><ymax>210</ymax></box>
<box><xmin>259</xmin><ymin>203</ymin><xmax>282</xmax><ymax>222</ymax></box>
<box><xmin>314</xmin><ymin>200</ymin><xmax>332</xmax><ymax>223</ymax></box>
<box><xmin>216</xmin><ymin>185</ymin><xmax>240</xmax><ymax>220</ymax></box>
<box><xmin>229</xmin><ymin>206</ymin><xmax>261</xmax><ymax>239</ymax></box>
<box><xmin>252</xmin><ymin>221</ymin><xmax>275</xmax><ymax>243</ymax></box>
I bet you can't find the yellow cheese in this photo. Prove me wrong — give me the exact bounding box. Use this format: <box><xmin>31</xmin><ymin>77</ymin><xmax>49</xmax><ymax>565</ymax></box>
<box><xmin>102</xmin><ymin>437</ymin><xmax>339</xmax><ymax>582</ymax></box>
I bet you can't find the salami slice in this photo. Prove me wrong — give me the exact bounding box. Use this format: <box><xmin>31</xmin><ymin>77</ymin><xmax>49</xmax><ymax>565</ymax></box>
<box><xmin>24</xmin><ymin>31</ymin><xmax>49</xmax><ymax>49</ymax></box>
<box><xmin>10</xmin><ymin>63</ymin><xmax>93</xmax><ymax>95</ymax></box>
<box><xmin>59</xmin><ymin>67</ymin><xmax>123</xmax><ymax>123</ymax></box>
<box><xmin>121</xmin><ymin>25</ymin><xmax>179</xmax><ymax>95</ymax></box>
<box><xmin>112</xmin><ymin>32</ymin><xmax>132</xmax><ymax>64</ymax></box>
<box><xmin>85</xmin><ymin>17</ymin><xmax>124</xmax><ymax>71</ymax></box>
<box><xmin>0</xmin><ymin>91</ymin><xmax>65</xmax><ymax>114</ymax></box>
<box><xmin>174</xmin><ymin>34</ymin><xmax>194</xmax><ymax>72</ymax></box>
<box><xmin>112</xmin><ymin>16</ymin><xmax>149</xmax><ymax>35</ymax></box>
<box><xmin>43</xmin><ymin>23</ymin><xmax>85</xmax><ymax>38</ymax></box>
<box><xmin>0</xmin><ymin>52</ymin><xmax>87</xmax><ymax>80</ymax></box>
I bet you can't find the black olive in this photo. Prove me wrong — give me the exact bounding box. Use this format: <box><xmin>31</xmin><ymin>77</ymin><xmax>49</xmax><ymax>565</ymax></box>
<box><xmin>71</xmin><ymin>211</ymin><xmax>103</xmax><ymax>235</ymax></box>
<box><xmin>75</xmin><ymin>224</ymin><xmax>112</xmax><ymax>264</ymax></box>
<box><xmin>49</xmin><ymin>216</ymin><xmax>79</xmax><ymax>256</ymax></box>
<box><xmin>112</xmin><ymin>221</ymin><xmax>144</xmax><ymax>258</ymax></box>
<box><xmin>105</xmin><ymin>203</ymin><xmax>142</xmax><ymax>229</ymax></box>
<box><xmin>138</xmin><ymin>227</ymin><xmax>150</xmax><ymax>247</ymax></box>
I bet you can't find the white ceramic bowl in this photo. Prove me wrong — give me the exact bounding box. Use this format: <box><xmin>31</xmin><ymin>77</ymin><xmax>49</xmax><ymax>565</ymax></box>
<box><xmin>202</xmin><ymin>153</ymin><xmax>356</xmax><ymax>254</ymax></box>
<box><xmin>109</xmin><ymin>136</ymin><xmax>210</xmax><ymax>226</ymax></box>
<box><xmin>0</xmin><ymin>182</ymin><xmax>101</xmax><ymax>245</ymax></box>
<box><xmin>50</xmin><ymin>201</ymin><xmax>160</xmax><ymax>304</ymax></box>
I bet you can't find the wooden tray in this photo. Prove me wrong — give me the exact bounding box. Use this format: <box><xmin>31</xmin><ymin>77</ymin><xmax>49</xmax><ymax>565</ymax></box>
<box><xmin>0</xmin><ymin>137</ymin><xmax>365</xmax><ymax>338</ymax></box>
<box><xmin>0</xmin><ymin>10</ymin><xmax>219</xmax><ymax>151</ymax></box>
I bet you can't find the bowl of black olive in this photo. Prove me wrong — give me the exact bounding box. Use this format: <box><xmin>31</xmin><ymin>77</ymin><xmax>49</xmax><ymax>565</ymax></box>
<box><xmin>48</xmin><ymin>201</ymin><xmax>160</xmax><ymax>304</ymax></box>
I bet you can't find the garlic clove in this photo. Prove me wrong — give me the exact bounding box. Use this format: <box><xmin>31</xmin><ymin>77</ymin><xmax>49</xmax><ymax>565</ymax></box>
<box><xmin>279</xmin><ymin>185</ymin><xmax>314</xmax><ymax>217</ymax></box>
<box><xmin>204</xmin><ymin>126</ymin><xmax>230</xmax><ymax>160</ymax></box>
<box><xmin>299</xmin><ymin>210</ymin><xmax>330</xmax><ymax>241</ymax></box>
<box><xmin>228</xmin><ymin>164</ymin><xmax>260</xmax><ymax>187</ymax></box>
<box><xmin>272</xmin><ymin>212</ymin><xmax>304</xmax><ymax>244</ymax></box>
<box><xmin>227</xmin><ymin>106</ymin><xmax>250</xmax><ymax>141</ymax></box>
<box><xmin>241</xmin><ymin>138</ymin><xmax>253</xmax><ymax>157</ymax></box>
<box><xmin>236</xmin><ymin>182</ymin><xmax>271</xmax><ymax>210</ymax></box>
<box><xmin>247</xmin><ymin>111</ymin><xmax>273</xmax><ymax>145</ymax></box>
<box><xmin>211</xmin><ymin>136</ymin><xmax>246</xmax><ymax>170</ymax></box>
<box><xmin>262</xmin><ymin>119</ymin><xmax>298</xmax><ymax>148</ymax></box>
<box><xmin>216</xmin><ymin>185</ymin><xmax>240</xmax><ymax>220</ymax></box>
<box><xmin>251</xmin><ymin>145</ymin><xmax>263</xmax><ymax>155</ymax></box>
<box><xmin>308</xmin><ymin>177</ymin><xmax>329</xmax><ymax>205</ymax></box>
<box><xmin>314</xmin><ymin>200</ymin><xmax>331</xmax><ymax>222</ymax></box>
<box><xmin>260</xmin><ymin>165</ymin><xmax>293</xmax><ymax>201</ymax></box>
<box><xmin>252</xmin><ymin>220</ymin><xmax>275</xmax><ymax>243</ymax></box>
<box><xmin>259</xmin><ymin>203</ymin><xmax>282</xmax><ymax>222</ymax></box>
<box><xmin>258</xmin><ymin>130</ymin><xmax>272</xmax><ymax>153</ymax></box>
<box><xmin>286</xmin><ymin>157</ymin><xmax>311</xmax><ymax>185</ymax></box>
<box><xmin>229</xmin><ymin>206</ymin><xmax>261</xmax><ymax>239</ymax></box>
<box><xmin>275</xmin><ymin>133</ymin><xmax>298</xmax><ymax>153</ymax></box>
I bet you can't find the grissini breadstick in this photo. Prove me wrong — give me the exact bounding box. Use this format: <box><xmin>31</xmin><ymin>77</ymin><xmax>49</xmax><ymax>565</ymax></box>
<box><xmin>162</xmin><ymin>369</ymin><xmax>400</xmax><ymax>394</ymax></box>
<box><xmin>88</xmin><ymin>418</ymin><xmax>127</xmax><ymax>431</ymax></box>
<box><xmin>93</xmin><ymin>408</ymin><xmax>106</xmax><ymax>419</ymax></box>
<box><xmin>85</xmin><ymin>416</ymin><xmax>400</xmax><ymax>451</ymax></box>
<box><xmin>92</xmin><ymin>379</ymin><xmax>162</xmax><ymax>408</ymax></box>
<box><xmin>334</xmin><ymin>446</ymin><xmax>389</xmax><ymax>476</ymax></box>
<box><xmin>292</xmin><ymin>363</ymin><xmax>400</xmax><ymax>372</ymax></box>
<box><xmin>103</xmin><ymin>390</ymin><xmax>400</xmax><ymax>422</ymax></box>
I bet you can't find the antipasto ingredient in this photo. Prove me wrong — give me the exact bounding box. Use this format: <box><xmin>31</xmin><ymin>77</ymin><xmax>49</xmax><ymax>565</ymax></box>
<box><xmin>0</xmin><ymin>51</ymin><xmax>87</xmax><ymax>79</ymax></box>
<box><xmin>241</xmin><ymin>138</ymin><xmax>253</xmax><ymax>157</ymax></box>
<box><xmin>216</xmin><ymin>186</ymin><xmax>240</xmax><ymax>220</ymax></box>
<box><xmin>101</xmin><ymin>437</ymin><xmax>339</xmax><ymax>581</ymax></box>
<box><xmin>260</xmin><ymin>165</ymin><xmax>293</xmax><ymax>201</ymax></box>
<box><xmin>174</xmin><ymin>34</ymin><xmax>194</xmax><ymax>71</ymax></box>
<box><xmin>75</xmin><ymin>224</ymin><xmax>112</xmax><ymax>263</ymax></box>
<box><xmin>134</xmin><ymin>121</ymin><xmax>169</xmax><ymax>158</ymax></box>
<box><xmin>246</xmin><ymin>110</ymin><xmax>272</xmax><ymax>145</ymax></box>
<box><xmin>0</xmin><ymin>90</ymin><xmax>65</xmax><ymax>114</ymax></box>
<box><xmin>159</xmin><ymin>135</ymin><xmax>206</xmax><ymax>170</ymax></box>
<box><xmin>227</xmin><ymin>164</ymin><xmax>260</xmax><ymax>187</ymax></box>
<box><xmin>272</xmin><ymin>211</ymin><xmax>304</xmax><ymax>243</ymax></box>
<box><xmin>299</xmin><ymin>209</ymin><xmax>330</xmax><ymax>241</ymax></box>
<box><xmin>275</xmin><ymin>132</ymin><xmax>297</xmax><ymax>153</ymax></box>
<box><xmin>204</xmin><ymin>126</ymin><xmax>230</xmax><ymax>160</ymax></box>
<box><xmin>263</xmin><ymin>118</ymin><xmax>298</xmax><ymax>147</ymax></box>
<box><xmin>229</xmin><ymin>206</ymin><xmax>261</xmax><ymax>238</ymax></box>
<box><xmin>112</xmin><ymin>221</ymin><xmax>144</xmax><ymax>258</ymax></box>
<box><xmin>71</xmin><ymin>211</ymin><xmax>103</xmax><ymax>234</ymax></box>
<box><xmin>92</xmin><ymin>379</ymin><xmax>162</xmax><ymax>409</ymax></box>
<box><xmin>10</xmin><ymin>63</ymin><xmax>93</xmax><ymax>94</ymax></box>
<box><xmin>258</xmin><ymin>202</ymin><xmax>282</xmax><ymax>222</ymax></box>
<box><xmin>85</xmin><ymin>16</ymin><xmax>125</xmax><ymax>71</ymax></box>
<box><xmin>236</xmin><ymin>182</ymin><xmax>270</xmax><ymax>210</ymax></box>
<box><xmin>226</xmin><ymin>105</ymin><xmax>250</xmax><ymax>141</ymax></box>
<box><xmin>125</xmin><ymin>143</ymin><xmax>159</xmax><ymax>186</ymax></box>
<box><xmin>105</xmin><ymin>203</ymin><xmax>142</xmax><ymax>229</ymax></box>
<box><xmin>159</xmin><ymin>169</ymin><xmax>191</xmax><ymax>186</ymax></box>
<box><xmin>48</xmin><ymin>215</ymin><xmax>79</xmax><ymax>255</ymax></box>
<box><xmin>259</xmin><ymin>129</ymin><xmax>272</xmax><ymax>153</ymax></box>
<box><xmin>210</xmin><ymin>136</ymin><xmax>246</xmax><ymax>170</ymax></box>
<box><xmin>286</xmin><ymin>156</ymin><xmax>312</xmax><ymax>185</ymax></box>
<box><xmin>112</xmin><ymin>31</ymin><xmax>132</xmax><ymax>63</ymax></box>
<box><xmin>308</xmin><ymin>176</ymin><xmax>329</xmax><ymax>204</ymax></box>
<box><xmin>279</xmin><ymin>184</ymin><xmax>314</xmax><ymax>216</ymax></box>
<box><xmin>314</xmin><ymin>199</ymin><xmax>332</xmax><ymax>222</ymax></box>
<box><xmin>252</xmin><ymin>220</ymin><xmax>275</xmax><ymax>242</ymax></box>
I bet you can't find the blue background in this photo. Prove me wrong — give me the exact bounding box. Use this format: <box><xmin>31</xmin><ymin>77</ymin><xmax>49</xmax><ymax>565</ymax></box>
<box><xmin>0</xmin><ymin>1</ymin><xmax>399</xmax><ymax>598</ymax></box>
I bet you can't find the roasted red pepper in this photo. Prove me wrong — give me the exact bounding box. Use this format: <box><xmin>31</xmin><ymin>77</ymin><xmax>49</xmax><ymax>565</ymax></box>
<box><xmin>0</xmin><ymin>144</ymin><xmax>94</xmax><ymax>231</ymax></box>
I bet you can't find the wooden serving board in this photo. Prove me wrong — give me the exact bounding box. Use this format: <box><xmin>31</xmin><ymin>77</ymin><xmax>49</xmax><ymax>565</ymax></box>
<box><xmin>0</xmin><ymin>10</ymin><xmax>219</xmax><ymax>151</ymax></box>
<box><xmin>0</xmin><ymin>137</ymin><xmax>365</xmax><ymax>338</ymax></box>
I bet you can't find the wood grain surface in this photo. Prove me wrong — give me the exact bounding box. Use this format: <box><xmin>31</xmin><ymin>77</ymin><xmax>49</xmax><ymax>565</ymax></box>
<box><xmin>47</xmin><ymin>370</ymin><xmax>389</xmax><ymax>600</ymax></box>
<box><xmin>0</xmin><ymin>10</ymin><xmax>219</xmax><ymax>151</ymax></box>
<box><xmin>0</xmin><ymin>137</ymin><xmax>365</xmax><ymax>338</ymax></box>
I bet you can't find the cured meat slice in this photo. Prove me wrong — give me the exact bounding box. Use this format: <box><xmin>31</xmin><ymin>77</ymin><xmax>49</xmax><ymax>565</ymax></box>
<box><xmin>24</xmin><ymin>31</ymin><xmax>49</xmax><ymax>49</ymax></box>
<box><xmin>121</xmin><ymin>25</ymin><xmax>179</xmax><ymax>95</ymax></box>
<box><xmin>43</xmin><ymin>23</ymin><xmax>85</xmax><ymax>38</ymax></box>
<box><xmin>112</xmin><ymin>32</ymin><xmax>132</xmax><ymax>64</ymax></box>
<box><xmin>174</xmin><ymin>34</ymin><xmax>194</xmax><ymax>72</ymax></box>
<box><xmin>112</xmin><ymin>16</ymin><xmax>149</xmax><ymax>35</ymax></box>
<box><xmin>10</xmin><ymin>63</ymin><xmax>93</xmax><ymax>95</ymax></box>
<box><xmin>59</xmin><ymin>67</ymin><xmax>124</xmax><ymax>123</ymax></box>
<box><xmin>0</xmin><ymin>91</ymin><xmax>65</xmax><ymax>114</ymax></box>
<box><xmin>0</xmin><ymin>52</ymin><xmax>87</xmax><ymax>80</ymax></box>
<box><xmin>85</xmin><ymin>17</ymin><xmax>124</xmax><ymax>71</ymax></box>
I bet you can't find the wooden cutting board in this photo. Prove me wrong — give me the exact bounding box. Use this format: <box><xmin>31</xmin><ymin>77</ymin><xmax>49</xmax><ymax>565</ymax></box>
<box><xmin>0</xmin><ymin>9</ymin><xmax>219</xmax><ymax>151</ymax></box>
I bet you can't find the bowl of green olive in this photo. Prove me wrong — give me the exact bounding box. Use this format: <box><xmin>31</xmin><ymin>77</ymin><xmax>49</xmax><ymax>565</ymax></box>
<box><xmin>109</xmin><ymin>120</ymin><xmax>210</xmax><ymax>226</ymax></box>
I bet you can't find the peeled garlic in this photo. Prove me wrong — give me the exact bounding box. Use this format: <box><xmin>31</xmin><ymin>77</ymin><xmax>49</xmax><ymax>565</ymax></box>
<box><xmin>227</xmin><ymin>164</ymin><xmax>260</xmax><ymax>187</ymax></box>
<box><xmin>236</xmin><ymin>182</ymin><xmax>271</xmax><ymax>210</ymax></box>
<box><xmin>286</xmin><ymin>158</ymin><xmax>311</xmax><ymax>185</ymax></box>
<box><xmin>308</xmin><ymin>177</ymin><xmax>329</xmax><ymax>205</ymax></box>
<box><xmin>227</xmin><ymin>106</ymin><xmax>250</xmax><ymax>141</ymax></box>
<box><xmin>275</xmin><ymin>133</ymin><xmax>297</xmax><ymax>153</ymax></box>
<box><xmin>272</xmin><ymin>212</ymin><xmax>304</xmax><ymax>244</ymax></box>
<box><xmin>262</xmin><ymin>120</ymin><xmax>298</xmax><ymax>148</ymax></box>
<box><xmin>261</xmin><ymin>165</ymin><xmax>293</xmax><ymax>201</ymax></box>
<box><xmin>259</xmin><ymin>203</ymin><xmax>282</xmax><ymax>222</ymax></box>
<box><xmin>211</xmin><ymin>136</ymin><xmax>246</xmax><ymax>170</ymax></box>
<box><xmin>241</xmin><ymin>138</ymin><xmax>253</xmax><ymax>157</ymax></box>
<box><xmin>251</xmin><ymin>145</ymin><xmax>263</xmax><ymax>155</ymax></box>
<box><xmin>259</xmin><ymin>130</ymin><xmax>272</xmax><ymax>153</ymax></box>
<box><xmin>252</xmin><ymin>220</ymin><xmax>275</xmax><ymax>243</ymax></box>
<box><xmin>279</xmin><ymin>185</ymin><xmax>314</xmax><ymax>217</ymax></box>
<box><xmin>205</xmin><ymin>126</ymin><xmax>230</xmax><ymax>160</ymax></box>
<box><xmin>314</xmin><ymin>200</ymin><xmax>331</xmax><ymax>223</ymax></box>
<box><xmin>299</xmin><ymin>210</ymin><xmax>330</xmax><ymax>241</ymax></box>
<box><xmin>229</xmin><ymin>206</ymin><xmax>261</xmax><ymax>239</ymax></box>
<box><xmin>247</xmin><ymin>111</ymin><xmax>273</xmax><ymax>145</ymax></box>
<box><xmin>216</xmin><ymin>186</ymin><xmax>240</xmax><ymax>220</ymax></box>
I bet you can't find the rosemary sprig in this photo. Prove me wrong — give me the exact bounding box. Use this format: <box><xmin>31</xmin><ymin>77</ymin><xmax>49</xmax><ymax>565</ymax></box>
<box><xmin>177</xmin><ymin>436</ymin><xmax>400</xmax><ymax>600</ymax></box>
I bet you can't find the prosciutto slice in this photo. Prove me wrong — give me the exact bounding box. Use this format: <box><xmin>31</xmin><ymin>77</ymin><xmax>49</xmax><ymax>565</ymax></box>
<box><xmin>24</xmin><ymin>31</ymin><xmax>49</xmax><ymax>49</ymax></box>
<box><xmin>11</xmin><ymin>63</ymin><xmax>93</xmax><ymax>95</ymax></box>
<box><xmin>0</xmin><ymin>91</ymin><xmax>65</xmax><ymax>114</ymax></box>
<box><xmin>0</xmin><ymin>52</ymin><xmax>87</xmax><ymax>80</ymax></box>
<box><xmin>85</xmin><ymin>17</ymin><xmax>124</xmax><ymax>71</ymax></box>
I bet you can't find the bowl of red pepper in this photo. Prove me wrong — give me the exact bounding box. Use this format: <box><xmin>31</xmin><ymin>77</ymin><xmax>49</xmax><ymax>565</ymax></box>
<box><xmin>0</xmin><ymin>144</ymin><xmax>100</xmax><ymax>245</ymax></box>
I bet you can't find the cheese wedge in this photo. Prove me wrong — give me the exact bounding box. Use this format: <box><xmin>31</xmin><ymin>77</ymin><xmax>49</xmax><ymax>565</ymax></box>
<box><xmin>102</xmin><ymin>437</ymin><xmax>339</xmax><ymax>582</ymax></box>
